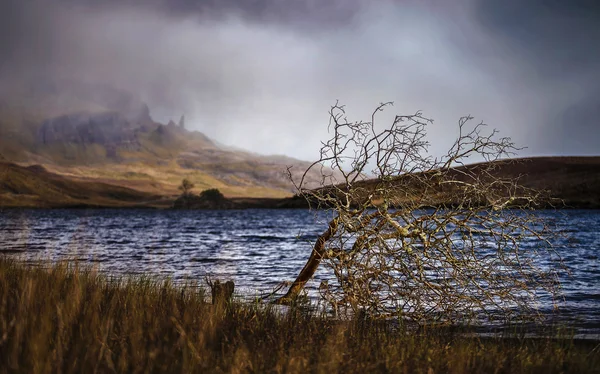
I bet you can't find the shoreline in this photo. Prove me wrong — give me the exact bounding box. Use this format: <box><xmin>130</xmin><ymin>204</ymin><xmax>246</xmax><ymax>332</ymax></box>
<box><xmin>3</xmin><ymin>200</ymin><xmax>600</xmax><ymax>210</ymax></box>
<box><xmin>4</xmin><ymin>156</ymin><xmax>600</xmax><ymax>209</ymax></box>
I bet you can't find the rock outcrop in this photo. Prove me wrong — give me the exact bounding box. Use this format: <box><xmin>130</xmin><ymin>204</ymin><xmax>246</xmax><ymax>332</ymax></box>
<box><xmin>38</xmin><ymin>111</ymin><xmax>141</xmax><ymax>153</ymax></box>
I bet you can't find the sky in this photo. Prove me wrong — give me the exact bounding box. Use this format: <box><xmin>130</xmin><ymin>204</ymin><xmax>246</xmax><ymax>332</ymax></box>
<box><xmin>1</xmin><ymin>0</ymin><xmax>599</xmax><ymax>160</ymax></box>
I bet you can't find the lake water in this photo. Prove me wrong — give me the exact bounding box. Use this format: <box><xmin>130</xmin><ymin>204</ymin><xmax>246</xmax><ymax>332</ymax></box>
<box><xmin>1</xmin><ymin>209</ymin><xmax>599</xmax><ymax>337</ymax></box>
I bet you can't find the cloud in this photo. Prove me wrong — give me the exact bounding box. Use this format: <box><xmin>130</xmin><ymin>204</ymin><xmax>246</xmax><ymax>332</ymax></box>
<box><xmin>1</xmin><ymin>0</ymin><xmax>598</xmax><ymax>160</ymax></box>
<box><xmin>474</xmin><ymin>0</ymin><xmax>600</xmax><ymax>155</ymax></box>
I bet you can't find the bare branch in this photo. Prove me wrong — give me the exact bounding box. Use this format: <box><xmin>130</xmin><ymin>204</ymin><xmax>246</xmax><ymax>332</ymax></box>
<box><xmin>277</xmin><ymin>102</ymin><xmax>562</xmax><ymax>324</ymax></box>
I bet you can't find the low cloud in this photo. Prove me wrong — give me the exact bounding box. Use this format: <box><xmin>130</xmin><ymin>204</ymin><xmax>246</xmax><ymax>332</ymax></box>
<box><xmin>1</xmin><ymin>0</ymin><xmax>598</xmax><ymax>160</ymax></box>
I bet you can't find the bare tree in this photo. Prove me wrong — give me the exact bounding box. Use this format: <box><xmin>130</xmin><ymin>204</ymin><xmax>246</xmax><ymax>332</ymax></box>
<box><xmin>276</xmin><ymin>102</ymin><xmax>561</xmax><ymax>324</ymax></box>
<box><xmin>178</xmin><ymin>178</ymin><xmax>195</xmax><ymax>196</ymax></box>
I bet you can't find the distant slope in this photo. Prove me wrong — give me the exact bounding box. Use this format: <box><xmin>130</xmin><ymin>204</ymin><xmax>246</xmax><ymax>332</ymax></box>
<box><xmin>3</xmin><ymin>80</ymin><xmax>598</xmax><ymax>204</ymax></box>
<box><xmin>1</xmin><ymin>157</ymin><xmax>600</xmax><ymax>209</ymax></box>
<box><xmin>0</xmin><ymin>80</ymin><xmax>322</xmax><ymax>198</ymax></box>
<box><xmin>477</xmin><ymin>156</ymin><xmax>600</xmax><ymax>208</ymax></box>
<box><xmin>335</xmin><ymin>156</ymin><xmax>600</xmax><ymax>209</ymax></box>
<box><xmin>0</xmin><ymin>162</ymin><xmax>164</xmax><ymax>208</ymax></box>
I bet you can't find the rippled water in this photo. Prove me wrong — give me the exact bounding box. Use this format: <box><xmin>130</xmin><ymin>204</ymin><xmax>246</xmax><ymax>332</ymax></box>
<box><xmin>1</xmin><ymin>209</ymin><xmax>599</xmax><ymax>336</ymax></box>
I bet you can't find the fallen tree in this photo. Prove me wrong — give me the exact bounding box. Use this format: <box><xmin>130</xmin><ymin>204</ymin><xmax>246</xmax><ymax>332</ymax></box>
<box><xmin>276</xmin><ymin>102</ymin><xmax>562</xmax><ymax>324</ymax></box>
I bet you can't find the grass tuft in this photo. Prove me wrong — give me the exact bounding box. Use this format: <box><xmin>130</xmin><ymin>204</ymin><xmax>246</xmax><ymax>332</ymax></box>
<box><xmin>0</xmin><ymin>258</ymin><xmax>598</xmax><ymax>373</ymax></box>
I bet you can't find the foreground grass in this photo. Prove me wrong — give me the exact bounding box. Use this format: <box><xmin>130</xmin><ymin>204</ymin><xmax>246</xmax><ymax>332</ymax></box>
<box><xmin>0</xmin><ymin>259</ymin><xmax>598</xmax><ymax>373</ymax></box>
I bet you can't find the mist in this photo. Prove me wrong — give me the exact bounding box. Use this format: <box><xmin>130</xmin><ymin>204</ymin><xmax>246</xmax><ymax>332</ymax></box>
<box><xmin>1</xmin><ymin>0</ymin><xmax>598</xmax><ymax>161</ymax></box>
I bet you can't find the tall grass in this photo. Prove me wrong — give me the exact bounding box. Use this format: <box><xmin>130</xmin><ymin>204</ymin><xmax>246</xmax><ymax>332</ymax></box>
<box><xmin>0</xmin><ymin>258</ymin><xmax>598</xmax><ymax>373</ymax></box>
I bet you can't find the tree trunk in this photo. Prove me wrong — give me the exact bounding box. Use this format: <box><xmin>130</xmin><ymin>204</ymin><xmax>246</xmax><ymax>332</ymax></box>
<box><xmin>275</xmin><ymin>217</ymin><xmax>339</xmax><ymax>304</ymax></box>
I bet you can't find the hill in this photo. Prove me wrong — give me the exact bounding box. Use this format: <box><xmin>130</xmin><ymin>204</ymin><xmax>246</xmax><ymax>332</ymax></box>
<box><xmin>325</xmin><ymin>156</ymin><xmax>600</xmax><ymax>209</ymax></box>
<box><xmin>1</xmin><ymin>80</ymin><xmax>598</xmax><ymax>208</ymax></box>
<box><xmin>0</xmin><ymin>79</ymin><xmax>322</xmax><ymax>199</ymax></box>
<box><xmin>0</xmin><ymin>162</ymin><xmax>165</xmax><ymax>208</ymax></box>
<box><xmin>465</xmin><ymin>156</ymin><xmax>600</xmax><ymax>208</ymax></box>
<box><xmin>2</xmin><ymin>155</ymin><xmax>600</xmax><ymax>209</ymax></box>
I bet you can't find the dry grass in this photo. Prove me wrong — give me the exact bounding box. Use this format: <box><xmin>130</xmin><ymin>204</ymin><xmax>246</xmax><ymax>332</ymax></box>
<box><xmin>0</xmin><ymin>258</ymin><xmax>598</xmax><ymax>373</ymax></box>
<box><xmin>0</xmin><ymin>162</ymin><xmax>163</xmax><ymax>208</ymax></box>
<box><xmin>25</xmin><ymin>162</ymin><xmax>292</xmax><ymax>199</ymax></box>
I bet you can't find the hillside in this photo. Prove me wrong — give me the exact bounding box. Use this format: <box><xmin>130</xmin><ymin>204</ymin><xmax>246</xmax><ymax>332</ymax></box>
<box><xmin>328</xmin><ymin>156</ymin><xmax>600</xmax><ymax>209</ymax></box>
<box><xmin>0</xmin><ymin>79</ymin><xmax>321</xmax><ymax>199</ymax></box>
<box><xmin>441</xmin><ymin>156</ymin><xmax>600</xmax><ymax>208</ymax></box>
<box><xmin>1</xmin><ymin>81</ymin><xmax>599</xmax><ymax>208</ymax></box>
<box><xmin>168</xmin><ymin>156</ymin><xmax>600</xmax><ymax>210</ymax></box>
<box><xmin>463</xmin><ymin>157</ymin><xmax>600</xmax><ymax>208</ymax></box>
<box><xmin>0</xmin><ymin>162</ymin><xmax>164</xmax><ymax>208</ymax></box>
<box><xmin>2</xmin><ymin>153</ymin><xmax>600</xmax><ymax>209</ymax></box>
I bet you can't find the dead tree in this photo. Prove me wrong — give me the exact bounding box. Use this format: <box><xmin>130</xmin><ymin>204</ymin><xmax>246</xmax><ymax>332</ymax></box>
<box><xmin>178</xmin><ymin>178</ymin><xmax>195</xmax><ymax>196</ymax></box>
<box><xmin>276</xmin><ymin>102</ymin><xmax>561</xmax><ymax>324</ymax></box>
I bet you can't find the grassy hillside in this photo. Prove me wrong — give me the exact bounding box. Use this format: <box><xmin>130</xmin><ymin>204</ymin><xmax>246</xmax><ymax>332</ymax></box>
<box><xmin>0</xmin><ymin>162</ymin><xmax>165</xmax><ymax>208</ymax></box>
<box><xmin>315</xmin><ymin>156</ymin><xmax>600</xmax><ymax>209</ymax></box>
<box><xmin>41</xmin><ymin>160</ymin><xmax>295</xmax><ymax>199</ymax></box>
<box><xmin>443</xmin><ymin>156</ymin><xmax>600</xmax><ymax>208</ymax></box>
<box><xmin>481</xmin><ymin>156</ymin><xmax>600</xmax><ymax>207</ymax></box>
<box><xmin>0</xmin><ymin>108</ymin><xmax>314</xmax><ymax>199</ymax></box>
<box><xmin>2</xmin><ymin>157</ymin><xmax>600</xmax><ymax>209</ymax></box>
<box><xmin>0</xmin><ymin>82</ymin><xmax>316</xmax><ymax>199</ymax></box>
<box><xmin>2</xmin><ymin>83</ymin><xmax>599</xmax><ymax>205</ymax></box>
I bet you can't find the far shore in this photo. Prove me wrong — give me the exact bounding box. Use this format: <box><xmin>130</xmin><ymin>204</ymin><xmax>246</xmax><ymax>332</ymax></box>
<box><xmin>3</xmin><ymin>156</ymin><xmax>600</xmax><ymax>209</ymax></box>
<box><xmin>2</xmin><ymin>194</ymin><xmax>600</xmax><ymax>210</ymax></box>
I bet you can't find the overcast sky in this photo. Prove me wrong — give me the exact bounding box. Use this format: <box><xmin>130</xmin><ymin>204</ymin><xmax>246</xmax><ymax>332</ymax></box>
<box><xmin>1</xmin><ymin>0</ymin><xmax>598</xmax><ymax>160</ymax></box>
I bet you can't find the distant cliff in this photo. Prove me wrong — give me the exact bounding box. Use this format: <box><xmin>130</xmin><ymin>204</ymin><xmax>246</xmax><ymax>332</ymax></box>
<box><xmin>38</xmin><ymin>112</ymin><xmax>142</xmax><ymax>157</ymax></box>
<box><xmin>0</xmin><ymin>78</ymin><xmax>349</xmax><ymax>198</ymax></box>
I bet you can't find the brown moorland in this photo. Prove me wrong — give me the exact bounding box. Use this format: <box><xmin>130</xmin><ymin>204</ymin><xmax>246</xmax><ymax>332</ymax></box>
<box><xmin>0</xmin><ymin>162</ymin><xmax>165</xmax><ymax>208</ymax></box>
<box><xmin>2</xmin><ymin>156</ymin><xmax>600</xmax><ymax>209</ymax></box>
<box><xmin>315</xmin><ymin>156</ymin><xmax>600</xmax><ymax>210</ymax></box>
